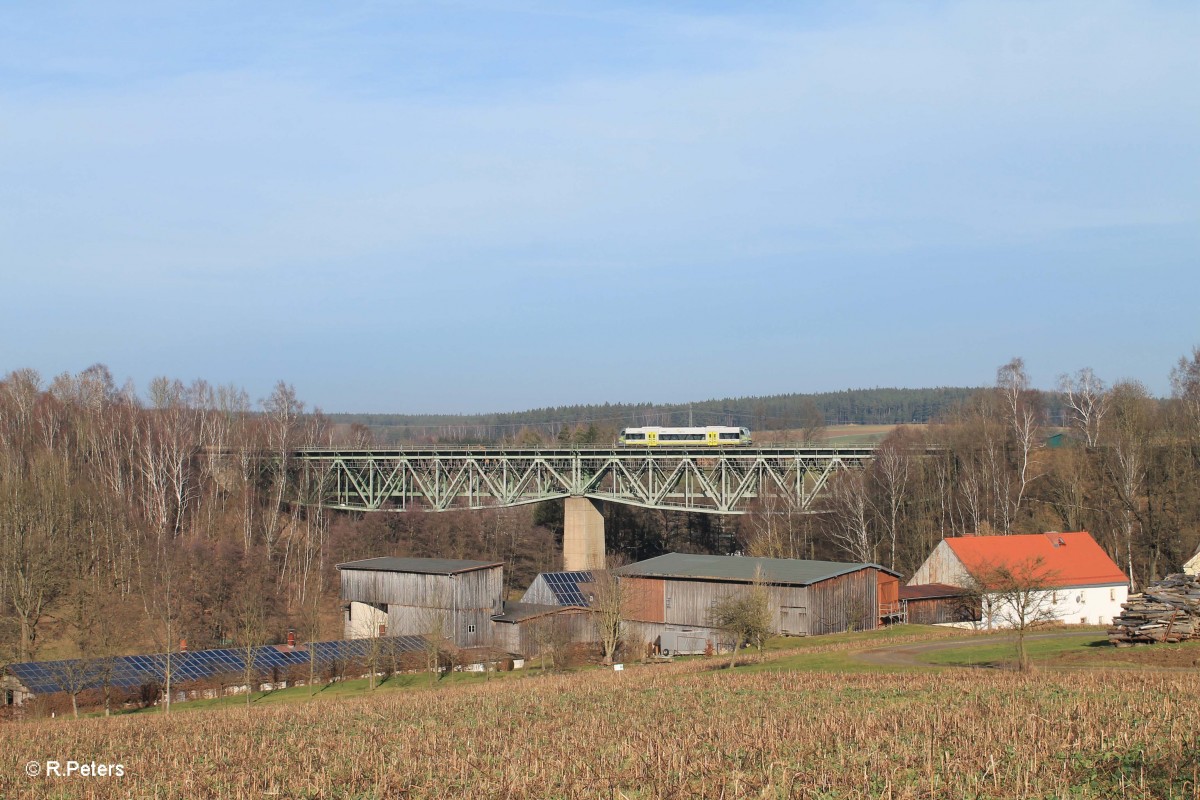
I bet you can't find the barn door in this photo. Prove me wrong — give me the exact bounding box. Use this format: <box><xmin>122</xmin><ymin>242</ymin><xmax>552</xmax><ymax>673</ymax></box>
<box><xmin>781</xmin><ymin>606</ymin><xmax>808</xmax><ymax>636</ymax></box>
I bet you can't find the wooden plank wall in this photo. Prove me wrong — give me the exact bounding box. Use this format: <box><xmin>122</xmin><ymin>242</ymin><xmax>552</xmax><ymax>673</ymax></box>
<box><xmin>341</xmin><ymin>567</ymin><xmax>503</xmax><ymax>613</ymax></box>
<box><xmin>808</xmin><ymin>568</ymin><xmax>879</xmax><ymax>634</ymax></box>
<box><xmin>663</xmin><ymin>579</ymin><xmax>807</xmax><ymax>630</ymax></box>
<box><xmin>520</xmin><ymin>575</ymin><xmax>554</xmax><ymax>605</ymax></box>
<box><xmin>622</xmin><ymin>570</ymin><xmax>882</xmax><ymax>637</ymax></box>
<box><xmin>906</xmin><ymin>596</ymin><xmax>981</xmax><ymax>625</ymax></box>
<box><xmin>877</xmin><ymin>572</ymin><xmax>900</xmax><ymax>624</ymax></box>
<box><xmin>622</xmin><ymin>577</ymin><xmax>665</xmax><ymax>622</ymax></box>
<box><xmin>508</xmin><ymin>610</ymin><xmax>595</xmax><ymax>658</ymax></box>
<box><xmin>455</xmin><ymin>568</ymin><xmax>504</xmax><ymax>613</ymax></box>
<box><xmin>908</xmin><ymin>541</ymin><xmax>970</xmax><ymax>587</ymax></box>
<box><xmin>386</xmin><ymin>605</ymin><xmax>497</xmax><ymax>648</ymax></box>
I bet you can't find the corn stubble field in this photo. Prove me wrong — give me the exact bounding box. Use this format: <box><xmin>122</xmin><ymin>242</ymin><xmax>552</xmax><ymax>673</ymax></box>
<box><xmin>2</xmin><ymin>659</ymin><xmax>1197</xmax><ymax>800</ymax></box>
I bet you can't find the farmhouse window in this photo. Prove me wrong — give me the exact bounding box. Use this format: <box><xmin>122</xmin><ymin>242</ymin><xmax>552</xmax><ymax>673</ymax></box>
<box><xmin>1110</xmin><ymin>588</ymin><xmax>1116</xmax><ymax>601</ymax></box>
<box><xmin>467</xmin><ymin>624</ymin><xmax>476</xmax><ymax>634</ymax></box>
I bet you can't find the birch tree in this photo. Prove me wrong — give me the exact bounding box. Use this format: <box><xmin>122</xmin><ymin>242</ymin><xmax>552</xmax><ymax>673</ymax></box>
<box><xmin>1102</xmin><ymin>381</ymin><xmax>1155</xmax><ymax>590</ymax></box>
<box><xmin>872</xmin><ymin>429</ymin><xmax>916</xmax><ymax>571</ymax></box>
<box><xmin>826</xmin><ymin>469</ymin><xmax>877</xmax><ymax>564</ymax></box>
<box><xmin>997</xmin><ymin>358</ymin><xmax>1042</xmax><ymax>532</ymax></box>
<box><xmin>1058</xmin><ymin>367</ymin><xmax>1108</xmax><ymax>448</ymax></box>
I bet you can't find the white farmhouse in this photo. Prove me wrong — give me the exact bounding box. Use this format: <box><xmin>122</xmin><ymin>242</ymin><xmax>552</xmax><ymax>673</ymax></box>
<box><xmin>908</xmin><ymin>531</ymin><xmax>1128</xmax><ymax>628</ymax></box>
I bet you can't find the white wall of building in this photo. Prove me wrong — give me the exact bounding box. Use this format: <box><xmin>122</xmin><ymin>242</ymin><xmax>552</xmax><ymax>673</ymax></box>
<box><xmin>980</xmin><ymin>583</ymin><xmax>1128</xmax><ymax>629</ymax></box>
<box><xmin>344</xmin><ymin>601</ymin><xmax>389</xmax><ymax>639</ymax></box>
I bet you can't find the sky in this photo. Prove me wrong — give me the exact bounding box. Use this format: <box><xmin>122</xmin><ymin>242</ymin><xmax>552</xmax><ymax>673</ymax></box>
<box><xmin>1</xmin><ymin>1</ymin><xmax>1197</xmax><ymax>413</ymax></box>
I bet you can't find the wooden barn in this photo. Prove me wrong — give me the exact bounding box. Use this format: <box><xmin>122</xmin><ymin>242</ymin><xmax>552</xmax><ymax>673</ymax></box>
<box><xmin>491</xmin><ymin>602</ymin><xmax>594</xmax><ymax>659</ymax></box>
<box><xmin>337</xmin><ymin>557</ymin><xmax>504</xmax><ymax>649</ymax></box>
<box><xmin>615</xmin><ymin>553</ymin><xmax>900</xmax><ymax>655</ymax></box>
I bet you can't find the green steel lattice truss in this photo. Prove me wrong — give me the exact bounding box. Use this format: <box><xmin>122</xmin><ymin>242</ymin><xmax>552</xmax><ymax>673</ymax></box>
<box><xmin>293</xmin><ymin>446</ymin><xmax>877</xmax><ymax>515</ymax></box>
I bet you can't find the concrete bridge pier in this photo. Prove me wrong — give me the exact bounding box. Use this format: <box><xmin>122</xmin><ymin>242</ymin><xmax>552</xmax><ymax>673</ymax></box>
<box><xmin>563</xmin><ymin>497</ymin><xmax>606</xmax><ymax>571</ymax></box>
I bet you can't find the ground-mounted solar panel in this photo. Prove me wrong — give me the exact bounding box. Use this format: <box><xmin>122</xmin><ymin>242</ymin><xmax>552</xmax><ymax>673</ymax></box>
<box><xmin>7</xmin><ymin>635</ymin><xmax>436</xmax><ymax>700</ymax></box>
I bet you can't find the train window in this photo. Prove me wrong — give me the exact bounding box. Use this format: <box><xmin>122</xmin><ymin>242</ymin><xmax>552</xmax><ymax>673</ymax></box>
<box><xmin>719</xmin><ymin>432</ymin><xmax>739</xmax><ymax>439</ymax></box>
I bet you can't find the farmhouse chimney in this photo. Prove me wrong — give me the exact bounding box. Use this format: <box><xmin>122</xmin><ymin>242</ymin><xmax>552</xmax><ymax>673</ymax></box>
<box><xmin>287</xmin><ymin>629</ymin><xmax>296</xmax><ymax>649</ymax></box>
<box><xmin>179</xmin><ymin>638</ymin><xmax>187</xmax><ymax>652</ymax></box>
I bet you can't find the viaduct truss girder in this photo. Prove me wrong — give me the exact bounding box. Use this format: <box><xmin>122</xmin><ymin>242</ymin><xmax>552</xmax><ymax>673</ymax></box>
<box><xmin>294</xmin><ymin>446</ymin><xmax>876</xmax><ymax>515</ymax></box>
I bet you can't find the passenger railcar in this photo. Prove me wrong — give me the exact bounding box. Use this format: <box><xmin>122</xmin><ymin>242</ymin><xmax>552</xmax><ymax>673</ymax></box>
<box><xmin>618</xmin><ymin>426</ymin><xmax>751</xmax><ymax>446</ymax></box>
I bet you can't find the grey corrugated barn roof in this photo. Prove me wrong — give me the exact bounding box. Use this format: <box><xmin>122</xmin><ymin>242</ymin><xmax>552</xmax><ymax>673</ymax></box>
<box><xmin>615</xmin><ymin>553</ymin><xmax>898</xmax><ymax>585</ymax></box>
<box><xmin>336</xmin><ymin>557</ymin><xmax>503</xmax><ymax>575</ymax></box>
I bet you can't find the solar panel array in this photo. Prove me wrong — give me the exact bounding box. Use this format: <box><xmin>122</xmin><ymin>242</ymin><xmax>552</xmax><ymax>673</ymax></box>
<box><xmin>541</xmin><ymin>571</ymin><xmax>595</xmax><ymax>606</ymax></box>
<box><xmin>7</xmin><ymin>636</ymin><xmax>426</xmax><ymax>697</ymax></box>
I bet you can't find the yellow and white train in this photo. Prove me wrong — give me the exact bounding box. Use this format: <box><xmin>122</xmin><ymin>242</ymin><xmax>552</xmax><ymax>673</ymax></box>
<box><xmin>618</xmin><ymin>426</ymin><xmax>752</xmax><ymax>446</ymax></box>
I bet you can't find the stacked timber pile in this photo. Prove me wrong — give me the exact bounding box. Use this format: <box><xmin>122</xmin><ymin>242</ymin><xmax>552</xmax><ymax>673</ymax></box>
<box><xmin>1108</xmin><ymin>573</ymin><xmax>1200</xmax><ymax>646</ymax></box>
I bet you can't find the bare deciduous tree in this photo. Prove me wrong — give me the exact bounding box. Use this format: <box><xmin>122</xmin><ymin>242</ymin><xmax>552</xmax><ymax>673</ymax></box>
<box><xmin>1058</xmin><ymin>367</ymin><xmax>1108</xmax><ymax>448</ymax></box>
<box><xmin>872</xmin><ymin>429</ymin><xmax>916</xmax><ymax>571</ymax></box>
<box><xmin>826</xmin><ymin>469</ymin><xmax>877</xmax><ymax>564</ymax></box>
<box><xmin>708</xmin><ymin>567</ymin><xmax>772</xmax><ymax>667</ymax></box>
<box><xmin>1102</xmin><ymin>381</ymin><xmax>1156</xmax><ymax>591</ymax></box>
<box><xmin>589</xmin><ymin>566</ymin><xmax>628</xmax><ymax>666</ymax></box>
<box><xmin>969</xmin><ymin>557</ymin><xmax>1062</xmax><ymax>672</ymax></box>
<box><xmin>997</xmin><ymin>358</ymin><xmax>1042</xmax><ymax>532</ymax></box>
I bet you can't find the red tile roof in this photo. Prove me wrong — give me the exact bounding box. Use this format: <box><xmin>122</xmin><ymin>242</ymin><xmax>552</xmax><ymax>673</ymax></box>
<box><xmin>944</xmin><ymin>532</ymin><xmax>1127</xmax><ymax>588</ymax></box>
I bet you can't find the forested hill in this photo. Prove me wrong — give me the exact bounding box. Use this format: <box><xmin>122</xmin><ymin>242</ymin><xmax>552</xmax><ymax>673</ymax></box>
<box><xmin>330</xmin><ymin>387</ymin><xmax>984</xmax><ymax>444</ymax></box>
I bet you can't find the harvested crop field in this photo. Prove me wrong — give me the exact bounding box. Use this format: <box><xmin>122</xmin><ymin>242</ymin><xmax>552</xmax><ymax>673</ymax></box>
<box><xmin>2</xmin><ymin>663</ymin><xmax>1196</xmax><ymax>799</ymax></box>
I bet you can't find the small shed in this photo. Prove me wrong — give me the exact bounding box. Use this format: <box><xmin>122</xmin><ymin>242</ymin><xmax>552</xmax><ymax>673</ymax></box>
<box><xmin>337</xmin><ymin>557</ymin><xmax>504</xmax><ymax>648</ymax></box>
<box><xmin>899</xmin><ymin>583</ymin><xmax>979</xmax><ymax>625</ymax></box>
<box><xmin>491</xmin><ymin>602</ymin><xmax>593</xmax><ymax>659</ymax></box>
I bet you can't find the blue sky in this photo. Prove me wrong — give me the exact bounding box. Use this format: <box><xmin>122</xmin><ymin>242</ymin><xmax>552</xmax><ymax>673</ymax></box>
<box><xmin>2</xmin><ymin>1</ymin><xmax>1197</xmax><ymax>413</ymax></box>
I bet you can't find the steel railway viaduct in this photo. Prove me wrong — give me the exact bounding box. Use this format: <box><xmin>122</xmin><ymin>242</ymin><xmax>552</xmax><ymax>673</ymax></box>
<box><xmin>295</xmin><ymin>445</ymin><xmax>878</xmax><ymax>571</ymax></box>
